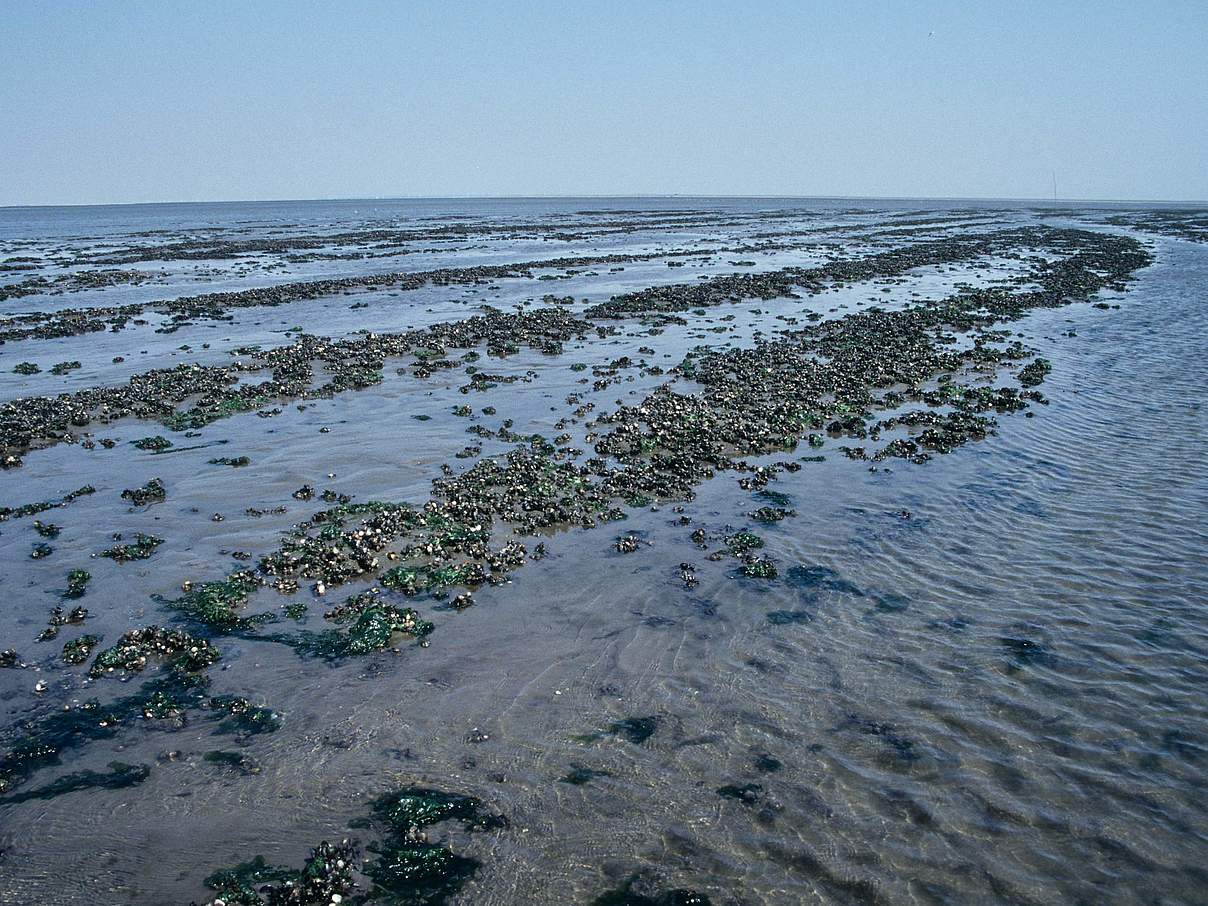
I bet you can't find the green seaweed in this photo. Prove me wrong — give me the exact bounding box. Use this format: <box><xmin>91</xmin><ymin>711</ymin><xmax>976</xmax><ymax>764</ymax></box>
<box><xmin>63</xmin><ymin>568</ymin><xmax>91</xmax><ymax>598</ymax></box>
<box><xmin>210</xmin><ymin>696</ymin><xmax>283</xmax><ymax>736</ymax></box>
<box><xmin>62</xmin><ymin>634</ymin><xmax>101</xmax><ymax>665</ymax></box>
<box><xmin>1019</xmin><ymin>357</ymin><xmax>1052</xmax><ymax>387</ymax></box>
<box><xmin>121</xmin><ymin>477</ymin><xmax>166</xmax><ymax>506</ymax></box>
<box><xmin>380</xmin><ymin>563</ymin><xmax>474</xmax><ymax>597</ymax></box>
<box><xmin>0</xmin><ymin>761</ymin><xmax>149</xmax><ymax>805</ymax></box>
<box><xmin>168</xmin><ymin>576</ymin><xmax>263</xmax><ymax>630</ymax></box>
<box><xmin>203</xmin><ymin>841</ymin><xmax>358</xmax><ymax>906</ymax></box>
<box><xmin>560</xmin><ymin>765</ymin><xmax>612</xmax><ymax>785</ymax></box>
<box><xmin>361</xmin><ymin>786</ymin><xmax>507</xmax><ymax>903</ymax></box>
<box><xmin>89</xmin><ymin>625</ymin><xmax>220</xmax><ymax>677</ymax></box>
<box><xmin>209</xmin><ymin>455</ymin><xmax>251</xmax><ymax>467</ymax></box>
<box><xmin>203</xmin><ymin>750</ymin><xmax>262</xmax><ymax>775</ymax></box>
<box><xmin>577</xmin><ymin>716</ymin><xmax>660</xmax><ymax>746</ymax></box>
<box><xmin>590</xmin><ymin>877</ymin><xmax>713</xmax><ymax>906</ymax></box>
<box><xmin>0</xmin><ymin>669</ymin><xmax>214</xmax><ymax>793</ymax></box>
<box><xmin>716</xmin><ymin>782</ymin><xmax>763</xmax><ymax>804</ymax></box>
<box><xmin>132</xmin><ymin>435</ymin><xmax>174</xmax><ymax>451</ymax></box>
<box><xmin>0</xmin><ymin>485</ymin><xmax>95</xmax><ymax>523</ymax></box>
<box><xmin>100</xmin><ymin>533</ymin><xmax>164</xmax><ymax>562</ymax></box>
<box><xmin>739</xmin><ymin>557</ymin><xmax>778</xmax><ymax>579</ymax></box>
<box><xmin>725</xmin><ymin>531</ymin><xmax>764</xmax><ymax>554</ymax></box>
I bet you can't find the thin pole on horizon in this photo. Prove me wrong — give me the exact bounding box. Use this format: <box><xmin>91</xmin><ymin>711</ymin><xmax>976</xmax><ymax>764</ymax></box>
<box><xmin>1053</xmin><ymin>171</ymin><xmax>1058</xmax><ymax>203</ymax></box>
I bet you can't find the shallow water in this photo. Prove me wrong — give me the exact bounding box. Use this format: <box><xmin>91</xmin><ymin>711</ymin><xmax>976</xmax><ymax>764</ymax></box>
<box><xmin>0</xmin><ymin>198</ymin><xmax>1205</xmax><ymax>905</ymax></box>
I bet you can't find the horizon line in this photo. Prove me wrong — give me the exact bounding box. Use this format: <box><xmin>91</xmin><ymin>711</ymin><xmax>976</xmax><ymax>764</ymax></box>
<box><xmin>4</xmin><ymin>192</ymin><xmax>1208</xmax><ymax>211</ymax></box>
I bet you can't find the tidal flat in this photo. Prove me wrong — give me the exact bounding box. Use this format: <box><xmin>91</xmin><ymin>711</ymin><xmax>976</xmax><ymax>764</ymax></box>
<box><xmin>0</xmin><ymin>197</ymin><xmax>1205</xmax><ymax>904</ymax></box>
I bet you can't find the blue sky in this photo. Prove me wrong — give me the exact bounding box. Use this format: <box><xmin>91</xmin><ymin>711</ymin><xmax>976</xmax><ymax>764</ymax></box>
<box><xmin>2</xmin><ymin>0</ymin><xmax>1206</xmax><ymax>205</ymax></box>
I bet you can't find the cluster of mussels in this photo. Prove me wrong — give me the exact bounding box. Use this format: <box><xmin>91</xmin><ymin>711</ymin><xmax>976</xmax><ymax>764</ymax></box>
<box><xmin>0</xmin><ymin>307</ymin><xmax>594</xmax><ymax>467</ymax></box>
<box><xmin>0</xmin><ymin>225</ymin><xmax>1070</xmax><ymax>468</ymax></box>
<box><xmin>0</xmin><ymin>223</ymin><xmax>820</xmax><ymax>342</ymax></box>
<box><xmin>0</xmin><ymin>222</ymin><xmax>1153</xmax><ymax>901</ymax></box>
<box><xmin>194</xmin><ymin>782</ymin><xmax>707</xmax><ymax>905</ymax></box>
<box><xmin>197</xmin><ymin>785</ymin><xmax>507</xmax><ymax>906</ymax></box>
<box><xmin>93</xmin><ymin>228</ymin><xmax>1147</xmax><ymax>658</ymax></box>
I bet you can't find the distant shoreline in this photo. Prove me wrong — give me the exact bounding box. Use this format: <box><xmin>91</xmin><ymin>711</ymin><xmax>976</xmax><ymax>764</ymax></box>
<box><xmin>4</xmin><ymin>193</ymin><xmax>1208</xmax><ymax>212</ymax></box>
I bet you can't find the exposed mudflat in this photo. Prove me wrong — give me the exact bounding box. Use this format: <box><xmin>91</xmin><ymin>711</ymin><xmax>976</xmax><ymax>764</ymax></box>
<box><xmin>0</xmin><ymin>197</ymin><xmax>1205</xmax><ymax>905</ymax></box>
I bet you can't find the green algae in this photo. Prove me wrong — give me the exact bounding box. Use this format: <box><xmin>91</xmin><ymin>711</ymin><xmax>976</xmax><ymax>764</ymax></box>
<box><xmin>168</xmin><ymin>576</ymin><xmax>265</xmax><ymax>630</ymax></box>
<box><xmin>121</xmin><ymin>477</ymin><xmax>166</xmax><ymax>506</ymax></box>
<box><xmin>203</xmin><ymin>750</ymin><xmax>262</xmax><ymax>775</ymax></box>
<box><xmin>209</xmin><ymin>695</ymin><xmax>283</xmax><ymax>737</ymax></box>
<box><xmin>0</xmin><ymin>760</ymin><xmax>150</xmax><ymax>805</ymax></box>
<box><xmin>1019</xmin><ymin>357</ymin><xmax>1052</xmax><ymax>387</ymax></box>
<box><xmin>754</xmin><ymin>489</ymin><xmax>793</xmax><ymax>507</ymax></box>
<box><xmin>162</xmin><ymin>394</ymin><xmax>269</xmax><ymax>431</ymax></box>
<box><xmin>100</xmin><ymin>532</ymin><xmax>164</xmax><ymax>562</ymax></box>
<box><xmin>62</xmin><ymin>634</ymin><xmax>101</xmax><ymax>665</ymax></box>
<box><xmin>286</xmin><ymin>600</ymin><xmax>433</xmax><ymax>660</ymax></box>
<box><xmin>749</xmin><ymin>506</ymin><xmax>794</xmax><ymax>523</ymax></box>
<box><xmin>209</xmin><ymin>455</ymin><xmax>251</xmax><ymax>467</ymax></box>
<box><xmin>739</xmin><ymin>557</ymin><xmax>778</xmax><ymax>580</ymax></box>
<box><xmin>370</xmin><ymin>787</ymin><xmax>507</xmax><ymax>834</ymax></box>
<box><xmin>325</xmin><ymin>591</ymin><xmax>431</xmax><ymax>639</ymax></box>
<box><xmin>361</xmin><ymin>786</ymin><xmax>507</xmax><ymax>903</ymax></box>
<box><xmin>560</xmin><ymin>765</ymin><xmax>612</xmax><ymax>785</ymax></box>
<box><xmin>62</xmin><ymin>568</ymin><xmax>90</xmax><ymax>598</ymax></box>
<box><xmin>725</xmin><ymin>530</ymin><xmax>764</xmax><ymax>554</ymax></box>
<box><xmin>577</xmin><ymin>716</ymin><xmax>660</xmax><ymax>746</ymax></box>
<box><xmin>590</xmin><ymin>877</ymin><xmax>713</xmax><ymax>906</ymax></box>
<box><xmin>132</xmin><ymin>435</ymin><xmax>174</xmax><ymax>451</ymax></box>
<box><xmin>0</xmin><ymin>485</ymin><xmax>95</xmax><ymax>523</ymax></box>
<box><xmin>203</xmin><ymin>854</ymin><xmax>297</xmax><ymax>905</ymax></box>
<box><xmin>197</xmin><ymin>783</ymin><xmax>508</xmax><ymax>904</ymax></box>
<box><xmin>716</xmin><ymin>782</ymin><xmax>764</xmax><ymax>804</ymax></box>
<box><xmin>0</xmin><ymin>669</ymin><xmax>217</xmax><ymax>793</ymax></box>
<box><xmin>380</xmin><ymin>563</ymin><xmax>474</xmax><ymax>597</ymax></box>
<box><xmin>203</xmin><ymin>841</ymin><xmax>359</xmax><ymax>906</ymax></box>
<box><xmin>33</xmin><ymin>519</ymin><xmax>60</xmax><ymax>538</ymax></box>
<box><xmin>196</xmin><ymin>785</ymin><xmax>510</xmax><ymax>903</ymax></box>
<box><xmin>88</xmin><ymin>625</ymin><xmax>220</xmax><ymax>677</ymax></box>
<box><xmin>12</xmin><ymin>361</ymin><xmax>39</xmax><ymax>375</ymax></box>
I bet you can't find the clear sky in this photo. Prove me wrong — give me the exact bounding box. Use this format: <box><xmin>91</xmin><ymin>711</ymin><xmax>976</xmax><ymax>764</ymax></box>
<box><xmin>3</xmin><ymin>0</ymin><xmax>1206</xmax><ymax>206</ymax></box>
